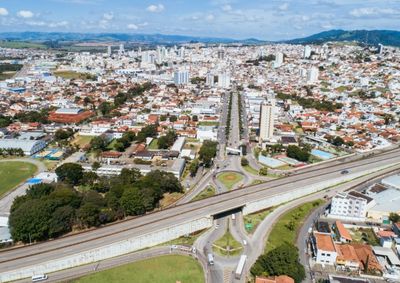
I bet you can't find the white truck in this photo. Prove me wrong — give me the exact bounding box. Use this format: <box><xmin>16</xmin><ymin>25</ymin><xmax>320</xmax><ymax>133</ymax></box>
<box><xmin>235</xmin><ymin>255</ymin><xmax>247</xmax><ymax>279</ymax></box>
<box><xmin>208</xmin><ymin>253</ymin><xmax>214</xmax><ymax>265</ymax></box>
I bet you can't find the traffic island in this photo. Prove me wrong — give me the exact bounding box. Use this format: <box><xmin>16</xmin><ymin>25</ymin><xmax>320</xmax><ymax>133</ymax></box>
<box><xmin>212</xmin><ymin>227</ymin><xmax>243</xmax><ymax>257</ymax></box>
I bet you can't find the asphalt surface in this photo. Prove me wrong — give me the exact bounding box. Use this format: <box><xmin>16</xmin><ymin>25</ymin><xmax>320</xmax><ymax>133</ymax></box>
<box><xmin>1</xmin><ymin>148</ymin><xmax>400</xmax><ymax>277</ymax></box>
<box><xmin>0</xmin><ymin>158</ymin><xmax>46</xmax><ymax>216</ymax></box>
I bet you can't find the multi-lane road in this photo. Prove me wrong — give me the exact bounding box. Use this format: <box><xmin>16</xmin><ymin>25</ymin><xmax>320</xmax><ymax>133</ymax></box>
<box><xmin>2</xmin><ymin>132</ymin><xmax>400</xmax><ymax>280</ymax></box>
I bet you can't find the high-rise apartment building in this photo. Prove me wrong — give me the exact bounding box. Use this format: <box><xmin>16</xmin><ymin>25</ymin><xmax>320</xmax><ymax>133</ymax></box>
<box><xmin>259</xmin><ymin>99</ymin><xmax>275</xmax><ymax>141</ymax></box>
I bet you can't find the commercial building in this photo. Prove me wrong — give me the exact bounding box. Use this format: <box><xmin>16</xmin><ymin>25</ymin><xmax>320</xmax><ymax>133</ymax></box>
<box><xmin>329</xmin><ymin>191</ymin><xmax>373</xmax><ymax>220</ymax></box>
<box><xmin>312</xmin><ymin>232</ymin><xmax>338</xmax><ymax>265</ymax></box>
<box><xmin>259</xmin><ymin>100</ymin><xmax>275</xmax><ymax>142</ymax></box>
<box><xmin>0</xmin><ymin>139</ymin><xmax>46</xmax><ymax>156</ymax></box>
<box><xmin>49</xmin><ymin>108</ymin><xmax>94</xmax><ymax>124</ymax></box>
<box><xmin>307</xmin><ymin>67</ymin><xmax>319</xmax><ymax>84</ymax></box>
<box><xmin>217</xmin><ymin>72</ymin><xmax>231</xmax><ymax>89</ymax></box>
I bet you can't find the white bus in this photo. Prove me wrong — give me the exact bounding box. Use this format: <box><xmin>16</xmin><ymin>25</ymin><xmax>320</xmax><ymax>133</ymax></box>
<box><xmin>207</xmin><ymin>253</ymin><xmax>214</xmax><ymax>265</ymax></box>
<box><xmin>235</xmin><ymin>255</ymin><xmax>247</xmax><ymax>279</ymax></box>
<box><xmin>31</xmin><ymin>274</ymin><xmax>48</xmax><ymax>282</ymax></box>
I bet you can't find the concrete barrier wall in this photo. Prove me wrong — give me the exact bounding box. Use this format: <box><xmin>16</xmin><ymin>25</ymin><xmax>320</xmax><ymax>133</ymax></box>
<box><xmin>242</xmin><ymin>163</ymin><xmax>397</xmax><ymax>215</ymax></box>
<box><xmin>0</xmin><ymin>217</ymin><xmax>212</xmax><ymax>282</ymax></box>
<box><xmin>1</xmin><ymin>162</ymin><xmax>398</xmax><ymax>282</ymax></box>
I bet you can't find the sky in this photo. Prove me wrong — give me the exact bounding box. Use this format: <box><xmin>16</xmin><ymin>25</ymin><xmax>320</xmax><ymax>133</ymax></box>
<box><xmin>0</xmin><ymin>0</ymin><xmax>399</xmax><ymax>40</ymax></box>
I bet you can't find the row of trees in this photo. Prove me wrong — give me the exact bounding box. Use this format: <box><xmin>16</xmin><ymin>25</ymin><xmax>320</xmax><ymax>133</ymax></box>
<box><xmin>0</xmin><ymin>148</ymin><xmax>24</xmax><ymax>157</ymax></box>
<box><xmin>276</xmin><ymin>92</ymin><xmax>343</xmax><ymax>112</ymax></box>
<box><xmin>10</xmin><ymin>164</ymin><xmax>182</xmax><ymax>243</ymax></box>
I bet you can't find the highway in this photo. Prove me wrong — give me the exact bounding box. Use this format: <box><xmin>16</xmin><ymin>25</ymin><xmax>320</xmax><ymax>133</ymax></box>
<box><xmin>1</xmin><ymin>146</ymin><xmax>400</xmax><ymax>277</ymax></box>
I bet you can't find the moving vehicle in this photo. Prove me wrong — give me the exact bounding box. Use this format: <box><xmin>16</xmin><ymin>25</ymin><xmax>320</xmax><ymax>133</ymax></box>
<box><xmin>32</xmin><ymin>274</ymin><xmax>48</xmax><ymax>282</ymax></box>
<box><xmin>231</xmin><ymin>214</ymin><xmax>236</xmax><ymax>220</ymax></box>
<box><xmin>235</xmin><ymin>255</ymin><xmax>247</xmax><ymax>279</ymax></box>
<box><xmin>208</xmin><ymin>253</ymin><xmax>214</xmax><ymax>265</ymax></box>
<box><xmin>341</xmin><ymin>169</ymin><xmax>349</xmax><ymax>174</ymax></box>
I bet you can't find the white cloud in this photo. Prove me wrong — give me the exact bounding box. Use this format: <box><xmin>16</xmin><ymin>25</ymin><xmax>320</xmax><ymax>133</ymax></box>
<box><xmin>127</xmin><ymin>23</ymin><xmax>138</xmax><ymax>30</ymax></box>
<box><xmin>147</xmin><ymin>4</ymin><xmax>164</xmax><ymax>13</ymax></box>
<box><xmin>350</xmin><ymin>7</ymin><xmax>400</xmax><ymax>17</ymax></box>
<box><xmin>222</xmin><ymin>4</ymin><xmax>232</xmax><ymax>12</ymax></box>
<box><xmin>103</xmin><ymin>12</ymin><xmax>114</xmax><ymax>20</ymax></box>
<box><xmin>279</xmin><ymin>3</ymin><xmax>289</xmax><ymax>11</ymax></box>
<box><xmin>17</xmin><ymin>10</ymin><xmax>34</xmax><ymax>18</ymax></box>
<box><xmin>0</xmin><ymin>8</ymin><xmax>9</xmax><ymax>16</ymax></box>
<box><xmin>206</xmin><ymin>14</ymin><xmax>215</xmax><ymax>21</ymax></box>
<box><xmin>26</xmin><ymin>21</ymin><xmax>46</xmax><ymax>26</ymax></box>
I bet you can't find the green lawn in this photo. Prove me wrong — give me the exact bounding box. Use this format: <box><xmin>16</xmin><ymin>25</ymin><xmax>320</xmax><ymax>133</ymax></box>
<box><xmin>148</xmin><ymin>138</ymin><xmax>159</xmax><ymax>150</ymax></box>
<box><xmin>265</xmin><ymin>200</ymin><xmax>324</xmax><ymax>253</ymax></box>
<box><xmin>244</xmin><ymin>208</ymin><xmax>274</xmax><ymax>234</ymax></box>
<box><xmin>0</xmin><ymin>162</ymin><xmax>37</xmax><ymax>197</ymax></box>
<box><xmin>106</xmin><ymin>139</ymin><xmax>118</xmax><ymax>150</ymax></box>
<box><xmin>198</xmin><ymin>121</ymin><xmax>219</xmax><ymax>127</ymax></box>
<box><xmin>243</xmin><ymin>164</ymin><xmax>259</xmax><ymax>175</ymax></box>
<box><xmin>192</xmin><ymin>186</ymin><xmax>216</xmax><ymax>202</ymax></box>
<box><xmin>217</xmin><ymin>172</ymin><xmax>244</xmax><ymax>190</ymax></box>
<box><xmin>213</xmin><ymin>229</ymin><xmax>243</xmax><ymax>257</ymax></box>
<box><xmin>74</xmin><ymin>255</ymin><xmax>204</xmax><ymax>283</ymax></box>
<box><xmin>349</xmin><ymin>228</ymin><xmax>379</xmax><ymax>246</ymax></box>
<box><xmin>161</xmin><ymin>230</ymin><xmax>205</xmax><ymax>246</ymax></box>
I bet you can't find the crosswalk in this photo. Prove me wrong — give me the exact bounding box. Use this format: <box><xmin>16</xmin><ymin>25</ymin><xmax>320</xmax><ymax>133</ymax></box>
<box><xmin>223</xmin><ymin>268</ymin><xmax>232</xmax><ymax>283</ymax></box>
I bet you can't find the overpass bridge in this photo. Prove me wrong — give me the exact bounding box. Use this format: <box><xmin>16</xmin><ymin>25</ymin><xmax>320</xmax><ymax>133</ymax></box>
<box><xmin>1</xmin><ymin>149</ymin><xmax>400</xmax><ymax>282</ymax></box>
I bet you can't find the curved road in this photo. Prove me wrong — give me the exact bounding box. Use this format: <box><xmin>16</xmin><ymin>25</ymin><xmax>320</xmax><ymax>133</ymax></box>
<box><xmin>0</xmin><ymin>158</ymin><xmax>46</xmax><ymax>215</ymax></box>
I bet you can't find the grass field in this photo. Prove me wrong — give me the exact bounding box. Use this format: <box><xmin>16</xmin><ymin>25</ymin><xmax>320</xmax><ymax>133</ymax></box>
<box><xmin>148</xmin><ymin>138</ymin><xmax>159</xmax><ymax>150</ymax></box>
<box><xmin>243</xmin><ymin>164</ymin><xmax>259</xmax><ymax>175</ymax></box>
<box><xmin>54</xmin><ymin>71</ymin><xmax>94</xmax><ymax>80</ymax></box>
<box><xmin>244</xmin><ymin>208</ymin><xmax>274</xmax><ymax>234</ymax></box>
<box><xmin>265</xmin><ymin>200</ymin><xmax>324</xmax><ymax>253</ymax></box>
<box><xmin>217</xmin><ymin>172</ymin><xmax>244</xmax><ymax>190</ymax></box>
<box><xmin>192</xmin><ymin>186</ymin><xmax>216</xmax><ymax>202</ymax></box>
<box><xmin>0</xmin><ymin>41</ymin><xmax>47</xmax><ymax>49</ymax></box>
<box><xmin>159</xmin><ymin>192</ymin><xmax>183</xmax><ymax>208</ymax></box>
<box><xmin>72</xmin><ymin>135</ymin><xmax>95</xmax><ymax>149</ymax></box>
<box><xmin>0</xmin><ymin>162</ymin><xmax>37</xmax><ymax>197</ymax></box>
<box><xmin>198</xmin><ymin>121</ymin><xmax>219</xmax><ymax>127</ymax></box>
<box><xmin>0</xmin><ymin>72</ymin><xmax>16</xmax><ymax>81</ymax></box>
<box><xmin>74</xmin><ymin>255</ymin><xmax>204</xmax><ymax>283</ymax></box>
<box><xmin>213</xmin><ymin>229</ymin><xmax>243</xmax><ymax>256</ymax></box>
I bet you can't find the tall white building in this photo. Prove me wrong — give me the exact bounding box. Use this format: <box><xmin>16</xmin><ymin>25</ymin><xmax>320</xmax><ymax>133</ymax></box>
<box><xmin>259</xmin><ymin>99</ymin><xmax>275</xmax><ymax>142</ymax></box>
<box><xmin>179</xmin><ymin>46</ymin><xmax>185</xmax><ymax>58</ymax></box>
<box><xmin>304</xmin><ymin>45</ymin><xmax>312</xmax><ymax>59</ymax></box>
<box><xmin>329</xmin><ymin>191</ymin><xmax>372</xmax><ymax>219</ymax></box>
<box><xmin>206</xmin><ymin>73</ymin><xmax>215</xmax><ymax>87</ymax></box>
<box><xmin>119</xmin><ymin>44</ymin><xmax>125</xmax><ymax>55</ymax></box>
<box><xmin>307</xmin><ymin>67</ymin><xmax>319</xmax><ymax>84</ymax></box>
<box><xmin>174</xmin><ymin>70</ymin><xmax>190</xmax><ymax>85</ymax></box>
<box><xmin>273</xmin><ymin>52</ymin><xmax>284</xmax><ymax>68</ymax></box>
<box><xmin>107</xmin><ymin>46</ymin><xmax>112</xmax><ymax>57</ymax></box>
<box><xmin>218</xmin><ymin>72</ymin><xmax>230</xmax><ymax>89</ymax></box>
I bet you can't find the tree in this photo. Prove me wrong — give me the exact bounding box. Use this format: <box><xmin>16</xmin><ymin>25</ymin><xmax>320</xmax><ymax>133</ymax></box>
<box><xmin>259</xmin><ymin>167</ymin><xmax>269</xmax><ymax>176</ymax></box>
<box><xmin>241</xmin><ymin>157</ymin><xmax>249</xmax><ymax>167</ymax></box>
<box><xmin>199</xmin><ymin>140</ymin><xmax>218</xmax><ymax>167</ymax></box>
<box><xmin>389</xmin><ymin>213</ymin><xmax>400</xmax><ymax>223</ymax></box>
<box><xmin>55</xmin><ymin>163</ymin><xmax>84</xmax><ymax>185</ymax></box>
<box><xmin>169</xmin><ymin>115</ymin><xmax>178</xmax><ymax>122</ymax></box>
<box><xmin>48</xmin><ymin>205</ymin><xmax>75</xmax><ymax>238</ymax></box>
<box><xmin>90</xmin><ymin>135</ymin><xmax>108</xmax><ymax>151</ymax></box>
<box><xmin>287</xmin><ymin>145</ymin><xmax>310</xmax><ymax>162</ymax></box>
<box><xmin>120</xmin><ymin>187</ymin><xmax>145</xmax><ymax>216</ymax></box>
<box><xmin>136</xmin><ymin>124</ymin><xmax>158</xmax><ymax>143</ymax></box>
<box><xmin>92</xmin><ymin>161</ymin><xmax>101</xmax><ymax>171</ymax></box>
<box><xmin>251</xmin><ymin>243</ymin><xmax>305</xmax><ymax>283</ymax></box>
<box><xmin>188</xmin><ymin>159</ymin><xmax>199</xmax><ymax>177</ymax></box>
<box><xmin>55</xmin><ymin>128</ymin><xmax>74</xmax><ymax>141</ymax></box>
<box><xmin>158</xmin><ymin>130</ymin><xmax>177</xmax><ymax>149</ymax></box>
<box><xmin>98</xmin><ymin>101</ymin><xmax>113</xmax><ymax>116</ymax></box>
<box><xmin>77</xmin><ymin>202</ymin><xmax>101</xmax><ymax>228</ymax></box>
<box><xmin>332</xmin><ymin>136</ymin><xmax>344</xmax><ymax>147</ymax></box>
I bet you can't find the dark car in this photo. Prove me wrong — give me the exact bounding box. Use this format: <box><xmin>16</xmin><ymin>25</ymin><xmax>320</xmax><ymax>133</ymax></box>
<box><xmin>341</xmin><ymin>169</ymin><xmax>349</xmax><ymax>174</ymax></box>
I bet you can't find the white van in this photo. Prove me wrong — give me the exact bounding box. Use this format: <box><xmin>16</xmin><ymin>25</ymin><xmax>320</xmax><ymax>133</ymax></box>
<box><xmin>32</xmin><ymin>274</ymin><xmax>48</xmax><ymax>282</ymax></box>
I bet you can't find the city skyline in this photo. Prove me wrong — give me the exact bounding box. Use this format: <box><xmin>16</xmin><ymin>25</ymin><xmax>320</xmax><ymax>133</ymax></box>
<box><xmin>0</xmin><ymin>0</ymin><xmax>399</xmax><ymax>40</ymax></box>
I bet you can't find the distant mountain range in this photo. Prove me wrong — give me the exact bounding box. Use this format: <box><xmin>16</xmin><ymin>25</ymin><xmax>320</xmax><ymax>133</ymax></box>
<box><xmin>0</xmin><ymin>32</ymin><xmax>265</xmax><ymax>45</ymax></box>
<box><xmin>284</xmin><ymin>29</ymin><xmax>400</xmax><ymax>46</ymax></box>
<box><xmin>0</xmin><ymin>29</ymin><xmax>399</xmax><ymax>46</ymax></box>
